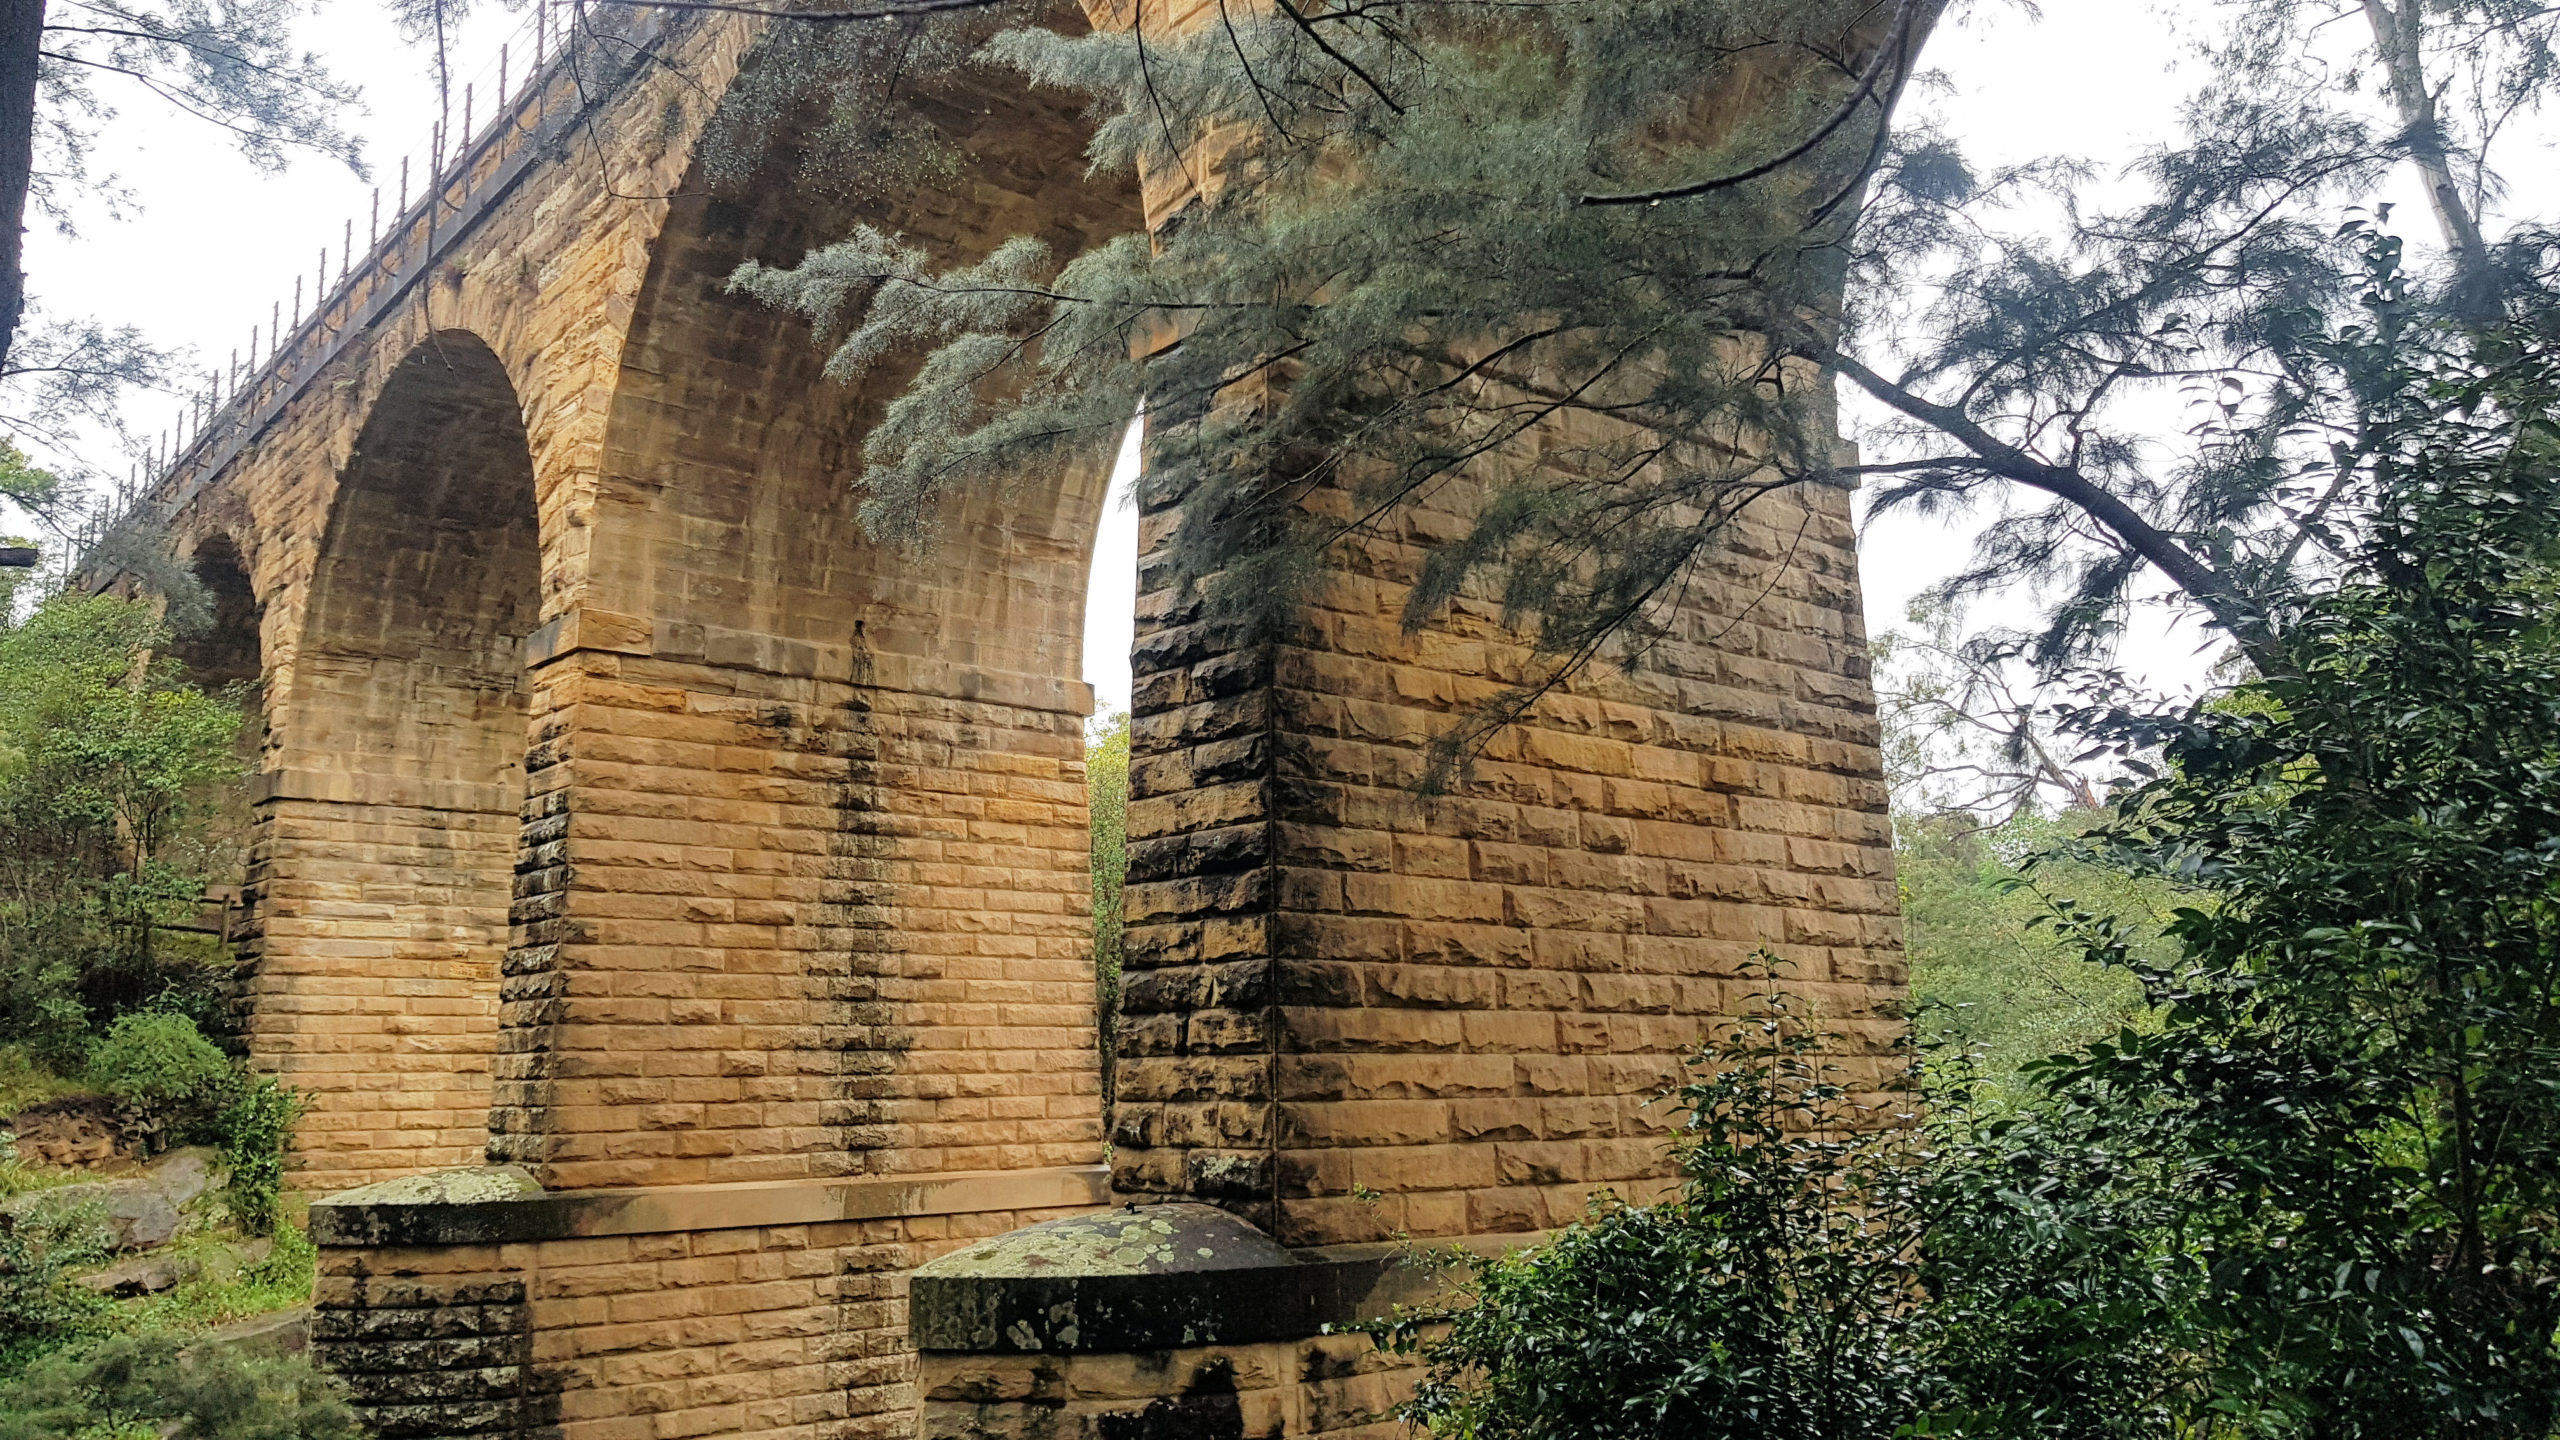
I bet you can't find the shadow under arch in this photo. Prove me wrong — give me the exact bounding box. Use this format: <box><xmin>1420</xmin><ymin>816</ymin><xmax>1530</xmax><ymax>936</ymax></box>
<box><xmin>491</xmin><ymin>7</ymin><xmax>1145</xmax><ymax>1188</ymax></box>
<box><xmin>298</xmin><ymin>330</ymin><xmax>542</xmax><ymax>786</ymax></box>
<box><xmin>169</xmin><ymin>533</ymin><xmax>264</xmax><ymax>695</ymax></box>
<box><xmin>246</xmin><ymin>328</ymin><xmax>542</xmax><ymax>1190</ymax></box>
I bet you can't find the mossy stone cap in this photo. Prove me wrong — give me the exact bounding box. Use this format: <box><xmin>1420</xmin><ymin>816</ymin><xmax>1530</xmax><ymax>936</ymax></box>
<box><xmin>913</xmin><ymin>1203</ymin><xmax>1291</xmax><ymax>1280</ymax></box>
<box><xmin>910</xmin><ymin>1203</ymin><xmax>1388</xmax><ymax>1353</ymax></box>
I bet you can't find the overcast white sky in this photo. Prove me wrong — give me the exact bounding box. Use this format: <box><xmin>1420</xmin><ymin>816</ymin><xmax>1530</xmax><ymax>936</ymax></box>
<box><xmin>25</xmin><ymin>0</ymin><xmax>2537</xmax><ymax>716</ymax></box>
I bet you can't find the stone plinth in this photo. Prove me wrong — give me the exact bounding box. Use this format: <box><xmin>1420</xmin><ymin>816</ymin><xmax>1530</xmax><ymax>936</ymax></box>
<box><xmin>911</xmin><ymin>1205</ymin><xmax>1483</xmax><ymax>1440</ymax></box>
<box><xmin>309</xmin><ymin>1166</ymin><xmax>1109</xmax><ymax>1440</ymax></box>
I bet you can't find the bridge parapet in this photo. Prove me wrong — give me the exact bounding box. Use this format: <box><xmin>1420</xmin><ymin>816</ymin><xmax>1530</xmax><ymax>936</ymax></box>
<box><xmin>70</xmin><ymin>0</ymin><xmax>668</xmax><ymax>580</ymax></box>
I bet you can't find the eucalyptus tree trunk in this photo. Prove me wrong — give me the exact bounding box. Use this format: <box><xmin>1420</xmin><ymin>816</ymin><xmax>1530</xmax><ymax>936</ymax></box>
<box><xmin>0</xmin><ymin>0</ymin><xmax>41</xmax><ymax>378</ymax></box>
<box><xmin>2360</xmin><ymin>0</ymin><xmax>2496</xmax><ymax>304</ymax></box>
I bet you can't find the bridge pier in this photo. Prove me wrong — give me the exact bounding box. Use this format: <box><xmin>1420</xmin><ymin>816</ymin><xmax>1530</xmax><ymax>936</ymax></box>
<box><xmin>307</xmin><ymin>1167</ymin><xmax>1106</xmax><ymax>1440</ymax></box>
<box><xmin>90</xmin><ymin>2</ymin><xmax>1909</xmax><ymax>1433</ymax></box>
<box><xmin>293</xmin><ymin>460</ymin><xmax>1896</xmax><ymax>1440</ymax></box>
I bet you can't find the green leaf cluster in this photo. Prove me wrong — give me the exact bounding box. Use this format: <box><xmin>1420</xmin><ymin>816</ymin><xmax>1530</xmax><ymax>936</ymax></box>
<box><xmin>736</xmin><ymin>0</ymin><xmax>1895</xmax><ymax>736</ymax></box>
<box><xmin>1897</xmin><ymin>809</ymin><xmax>2158</xmax><ymax>1101</ymax></box>
<box><xmin>0</xmin><ymin>591</ymin><xmax>244</xmax><ymax>1066</ymax></box>
<box><xmin>1088</xmin><ymin>711</ymin><xmax>1129</xmax><ymax>1112</ymax></box>
<box><xmin>1379</xmin><ymin>239</ymin><xmax>2560</xmax><ymax>1440</ymax></box>
<box><xmin>1378</xmin><ymin>964</ymin><xmax>1935</xmax><ymax>1440</ymax></box>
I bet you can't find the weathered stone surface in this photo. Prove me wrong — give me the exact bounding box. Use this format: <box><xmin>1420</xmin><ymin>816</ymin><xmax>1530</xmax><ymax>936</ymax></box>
<box><xmin>194</xmin><ymin>1305</ymin><xmax>311</xmax><ymax>1357</ymax></box>
<box><xmin>78</xmin><ymin>1252</ymin><xmax>200</xmax><ymax>1296</ymax></box>
<box><xmin>201</xmin><ymin>1234</ymin><xmax>275</xmax><ymax>1282</ymax></box>
<box><xmin>6</xmin><ymin>1179</ymin><xmax>181</xmax><ymax>1251</ymax></box>
<box><xmin>145</xmin><ymin>1146</ymin><xmax>223</xmax><ymax>1207</ymax></box>
<box><xmin>4</xmin><ymin>1095</ymin><xmax>126</xmax><ymax>1167</ymax></box>
<box><xmin>912</xmin><ymin>1204</ymin><xmax>1392</xmax><ymax>1353</ymax></box>
<box><xmin>323</xmin><ymin>1166</ymin><xmax>544</xmax><ymax>1208</ymax></box>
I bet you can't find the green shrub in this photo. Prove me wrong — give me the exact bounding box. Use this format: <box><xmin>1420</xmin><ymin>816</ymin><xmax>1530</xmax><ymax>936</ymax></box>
<box><xmin>0</xmin><ymin>936</ymin><xmax>90</xmax><ymax>1073</ymax></box>
<box><xmin>215</xmin><ymin>1077</ymin><xmax>303</xmax><ymax>1237</ymax></box>
<box><xmin>85</xmin><ymin>1011</ymin><xmax>236</xmax><ymax>1141</ymax></box>
<box><xmin>1088</xmin><ymin>712</ymin><xmax>1129</xmax><ymax>1110</ymax></box>
<box><xmin>1376</xmin><ymin>967</ymin><xmax>1936</xmax><ymax>1440</ymax></box>
<box><xmin>0</xmin><ymin>1198</ymin><xmax>115</xmax><ymax>1364</ymax></box>
<box><xmin>0</xmin><ymin>593</ymin><xmax>246</xmax><ymax>1059</ymax></box>
<box><xmin>0</xmin><ymin>1334</ymin><xmax>356</xmax><ymax>1440</ymax></box>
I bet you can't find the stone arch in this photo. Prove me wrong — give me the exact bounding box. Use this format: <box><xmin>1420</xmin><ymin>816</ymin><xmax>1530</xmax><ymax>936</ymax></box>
<box><xmin>163</xmin><ymin>533</ymin><xmax>268</xmax><ymax>982</ymax></box>
<box><xmin>488</xmin><ymin>16</ymin><xmax>1146</xmax><ymax>1188</ymax></box>
<box><xmin>244</xmin><ymin>329</ymin><xmax>543</xmax><ymax>1191</ymax></box>
<box><xmin>294</xmin><ymin>331</ymin><xmax>542</xmax><ymax>787</ymax></box>
<box><xmin>169</xmin><ymin>534</ymin><xmax>264</xmax><ymax>694</ymax></box>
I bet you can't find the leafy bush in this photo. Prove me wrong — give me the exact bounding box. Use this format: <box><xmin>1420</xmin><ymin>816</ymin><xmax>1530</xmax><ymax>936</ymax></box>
<box><xmin>1378</xmin><ymin>994</ymin><xmax>2203</xmax><ymax>1440</ymax></box>
<box><xmin>87</xmin><ymin>1011</ymin><xmax>234</xmax><ymax>1120</ymax></box>
<box><xmin>0</xmin><ymin>1199</ymin><xmax>114</xmax><ymax>1364</ymax></box>
<box><xmin>215</xmin><ymin>1077</ymin><xmax>303</xmax><ymax>1237</ymax></box>
<box><xmin>1379</xmin><ymin>968</ymin><xmax>1933</xmax><ymax>1440</ymax></box>
<box><xmin>2000</xmin><ymin>301</ymin><xmax>2560</xmax><ymax>1436</ymax></box>
<box><xmin>0</xmin><ymin>594</ymin><xmax>244</xmax><ymax>1061</ymax></box>
<box><xmin>0</xmin><ymin>1334</ymin><xmax>357</xmax><ymax>1440</ymax></box>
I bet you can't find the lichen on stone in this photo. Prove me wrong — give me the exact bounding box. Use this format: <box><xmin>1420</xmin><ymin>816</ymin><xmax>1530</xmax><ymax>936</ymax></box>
<box><xmin>317</xmin><ymin>1166</ymin><xmax>543</xmax><ymax>1208</ymax></box>
<box><xmin>913</xmin><ymin>1202</ymin><xmax>1291</xmax><ymax>1279</ymax></box>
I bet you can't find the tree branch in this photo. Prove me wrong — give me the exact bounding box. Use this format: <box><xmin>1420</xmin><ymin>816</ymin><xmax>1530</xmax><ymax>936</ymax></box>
<box><xmin>1827</xmin><ymin>345</ymin><xmax>2271</xmax><ymax>659</ymax></box>
<box><xmin>1581</xmin><ymin>0</ymin><xmax>1916</xmax><ymax>206</ymax></box>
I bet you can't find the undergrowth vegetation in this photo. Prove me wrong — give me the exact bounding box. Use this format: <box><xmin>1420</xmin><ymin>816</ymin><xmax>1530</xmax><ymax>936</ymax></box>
<box><xmin>1369</xmin><ymin>250</ymin><xmax>2560</xmax><ymax>1437</ymax></box>
<box><xmin>0</xmin><ymin>581</ymin><xmax>312</xmax><ymax>1387</ymax></box>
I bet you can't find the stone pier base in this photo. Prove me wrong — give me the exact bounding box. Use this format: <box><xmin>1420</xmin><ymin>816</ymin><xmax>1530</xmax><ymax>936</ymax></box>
<box><xmin>910</xmin><ymin>1206</ymin><xmax>1485</xmax><ymax>1440</ymax></box>
<box><xmin>307</xmin><ymin>1167</ymin><xmax>1108</xmax><ymax>1440</ymax></box>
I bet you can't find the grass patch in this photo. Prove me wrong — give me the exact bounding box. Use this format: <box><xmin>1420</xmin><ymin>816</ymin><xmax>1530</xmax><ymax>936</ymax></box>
<box><xmin>0</xmin><ymin>1045</ymin><xmax>86</xmax><ymax>1119</ymax></box>
<box><xmin>0</xmin><ymin>1202</ymin><xmax>317</xmax><ymax>1382</ymax></box>
<box><xmin>113</xmin><ymin>1219</ymin><xmax>317</xmax><ymax>1335</ymax></box>
<box><xmin>0</xmin><ymin>1156</ymin><xmax>97</xmax><ymax>1201</ymax></box>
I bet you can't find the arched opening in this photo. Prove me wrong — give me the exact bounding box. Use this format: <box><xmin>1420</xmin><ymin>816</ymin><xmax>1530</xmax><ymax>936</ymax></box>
<box><xmin>169</xmin><ymin>534</ymin><xmax>263</xmax><ymax>693</ymax></box>
<box><xmin>166</xmin><ymin>534</ymin><xmax>267</xmax><ymax>1006</ymax></box>
<box><xmin>249</xmin><ymin>329</ymin><xmax>541</xmax><ymax>1189</ymax></box>
<box><xmin>496</xmin><ymin>12</ymin><xmax>1146</xmax><ymax>1188</ymax></box>
<box><xmin>297</xmin><ymin>333</ymin><xmax>541</xmax><ymax>794</ymax></box>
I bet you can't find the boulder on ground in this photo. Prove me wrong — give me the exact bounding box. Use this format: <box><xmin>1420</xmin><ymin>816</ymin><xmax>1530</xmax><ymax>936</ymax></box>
<box><xmin>76</xmin><ymin>1252</ymin><xmax>200</xmax><ymax>1296</ymax></box>
<box><xmin>200</xmin><ymin>1234</ymin><xmax>273</xmax><ymax>1282</ymax></box>
<box><xmin>3</xmin><ymin>1178</ymin><xmax>182</xmax><ymax>1250</ymax></box>
<box><xmin>192</xmin><ymin>1306</ymin><xmax>309</xmax><ymax>1357</ymax></box>
<box><xmin>143</xmin><ymin>1147</ymin><xmax>223</xmax><ymax>1208</ymax></box>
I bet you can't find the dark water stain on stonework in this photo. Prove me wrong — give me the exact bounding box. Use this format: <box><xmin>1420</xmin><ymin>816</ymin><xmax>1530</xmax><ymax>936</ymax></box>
<box><xmin>489</xmin><ymin>710</ymin><xmax>574</xmax><ymax>1168</ymax></box>
<box><xmin>1097</xmin><ymin>1358</ymin><xmax>1248</xmax><ymax>1440</ymax></box>
<box><xmin>824</xmin><ymin>638</ymin><xmax>917</xmax><ymax>1174</ymax></box>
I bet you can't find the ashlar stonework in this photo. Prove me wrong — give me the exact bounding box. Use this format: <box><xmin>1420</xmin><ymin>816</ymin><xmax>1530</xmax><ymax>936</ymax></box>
<box><xmin>99</xmin><ymin>2</ymin><xmax>1908</xmax><ymax>1436</ymax></box>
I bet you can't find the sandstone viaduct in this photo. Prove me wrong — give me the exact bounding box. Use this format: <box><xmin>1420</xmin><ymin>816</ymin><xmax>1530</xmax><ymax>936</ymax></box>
<box><xmin>103</xmin><ymin>4</ymin><xmax>1904</xmax><ymax>1436</ymax></box>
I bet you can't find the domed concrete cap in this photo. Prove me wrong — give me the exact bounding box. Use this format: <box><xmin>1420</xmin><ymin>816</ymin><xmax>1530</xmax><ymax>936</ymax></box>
<box><xmin>913</xmin><ymin>1203</ymin><xmax>1292</xmax><ymax>1281</ymax></box>
<box><xmin>909</xmin><ymin>1203</ymin><xmax>1388</xmax><ymax>1353</ymax></box>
